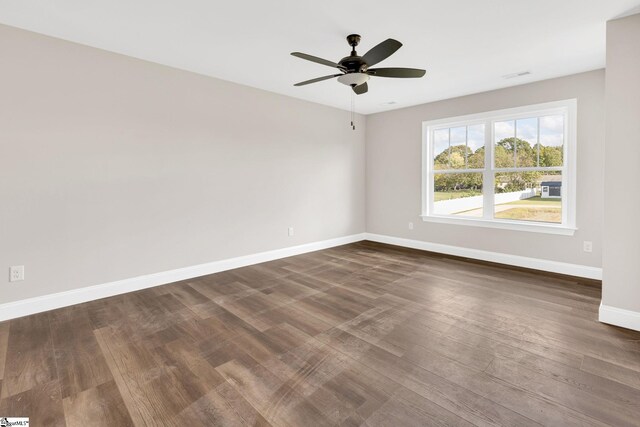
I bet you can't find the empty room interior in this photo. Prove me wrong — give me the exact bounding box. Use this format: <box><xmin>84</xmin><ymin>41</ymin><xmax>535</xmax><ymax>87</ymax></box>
<box><xmin>2</xmin><ymin>1</ymin><xmax>640</xmax><ymax>425</ymax></box>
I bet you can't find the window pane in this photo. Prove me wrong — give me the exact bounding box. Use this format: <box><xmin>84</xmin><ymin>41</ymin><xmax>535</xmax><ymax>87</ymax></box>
<box><xmin>515</xmin><ymin>118</ymin><xmax>537</xmax><ymax>167</ymax></box>
<box><xmin>434</xmin><ymin>173</ymin><xmax>483</xmax><ymax>217</ymax></box>
<box><xmin>433</xmin><ymin>129</ymin><xmax>449</xmax><ymax>170</ymax></box>
<box><xmin>494</xmin><ymin>171</ymin><xmax>562</xmax><ymax>223</ymax></box>
<box><xmin>494</xmin><ymin>120</ymin><xmax>515</xmax><ymax>168</ymax></box>
<box><xmin>449</xmin><ymin>127</ymin><xmax>467</xmax><ymax>169</ymax></box>
<box><xmin>540</xmin><ymin>115</ymin><xmax>564</xmax><ymax>167</ymax></box>
<box><xmin>467</xmin><ymin>124</ymin><xmax>485</xmax><ymax>168</ymax></box>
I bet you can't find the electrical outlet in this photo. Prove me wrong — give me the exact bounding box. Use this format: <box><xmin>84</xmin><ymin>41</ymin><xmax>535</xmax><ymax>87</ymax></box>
<box><xmin>583</xmin><ymin>241</ymin><xmax>593</xmax><ymax>253</ymax></box>
<box><xmin>10</xmin><ymin>265</ymin><xmax>24</xmax><ymax>282</ymax></box>
<box><xmin>288</xmin><ymin>227</ymin><xmax>294</xmax><ymax>237</ymax></box>
<box><xmin>408</xmin><ymin>222</ymin><xmax>414</xmax><ymax>230</ymax></box>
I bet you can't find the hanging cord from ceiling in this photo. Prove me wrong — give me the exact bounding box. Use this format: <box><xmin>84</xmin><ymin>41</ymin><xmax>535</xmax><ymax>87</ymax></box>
<box><xmin>350</xmin><ymin>89</ymin><xmax>356</xmax><ymax>130</ymax></box>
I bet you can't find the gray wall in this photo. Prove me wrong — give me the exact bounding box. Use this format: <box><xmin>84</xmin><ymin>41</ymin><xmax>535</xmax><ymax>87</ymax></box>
<box><xmin>0</xmin><ymin>24</ymin><xmax>366</xmax><ymax>304</ymax></box>
<box><xmin>602</xmin><ymin>14</ymin><xmax>640</xmax><ymax>313</ymax></box>
<box><xmin>366</xmin><ymin>70</ymin><xmax>605</xmax><ymax>267</ymax></box>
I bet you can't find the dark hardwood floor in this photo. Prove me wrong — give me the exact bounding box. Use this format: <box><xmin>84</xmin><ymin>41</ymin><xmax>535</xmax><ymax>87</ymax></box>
<box><xmin>1</xmin><ymin>241</ymin><xmax>639</xmax><ymax>426</ymax></box>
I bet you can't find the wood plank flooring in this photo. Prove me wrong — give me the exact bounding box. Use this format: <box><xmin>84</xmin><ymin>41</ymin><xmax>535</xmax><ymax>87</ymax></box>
<box><xmin>1</xmin><ymin>241</ymin><xmax>639</xmax><ymax>426</ymax></box>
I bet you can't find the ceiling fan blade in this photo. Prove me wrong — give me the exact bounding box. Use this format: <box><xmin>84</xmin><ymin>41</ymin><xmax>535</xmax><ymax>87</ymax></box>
<box><xmin>291</xmin><ymin>52</ymin><xmax>342</xmax><ymax>69</ymax></box>
<box><xmin>353</xmin><ymin>82</ymin><xmax>368</xmax><ymax>95</ymax></box>
<box><xmin>361</xmin><ymin>39</ymin><xmax>402</xmax><ymax>66</ymax></box>
<box><xmin>294</xmin><ymin>74</ymin><xmax>341</xmax><ymax>86</ymax></box>
<box><xmin>368</xmin><ymin>67</ymin><xmax>426</xmax><ymax>78</ymax></box>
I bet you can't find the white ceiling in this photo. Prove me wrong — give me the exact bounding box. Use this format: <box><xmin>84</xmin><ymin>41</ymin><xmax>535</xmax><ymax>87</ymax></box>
<box><xmin>1</xmin><ymin>0</ymin><xmax>639</xmax><ymax>114</ymax></box>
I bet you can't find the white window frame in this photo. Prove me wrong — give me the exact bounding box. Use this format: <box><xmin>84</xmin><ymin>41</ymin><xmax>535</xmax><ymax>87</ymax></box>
<box><xmin>421</xmin><ymin>99</ymin><xmax>577</xmax><ymax>235</ymax></box>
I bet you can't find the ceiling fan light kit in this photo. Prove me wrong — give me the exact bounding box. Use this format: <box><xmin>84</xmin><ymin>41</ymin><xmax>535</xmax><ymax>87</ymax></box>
<box><xmin>337</xmin><ymin>73</ymin><xmax>369</xmax><ymax>87</ymax></box>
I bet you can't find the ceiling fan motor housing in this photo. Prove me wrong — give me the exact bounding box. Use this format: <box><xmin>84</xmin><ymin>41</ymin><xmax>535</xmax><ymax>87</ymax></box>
<box><xmin>339</xmin><ymin>55</ymin><xmax>367</xmax><ymax>71</ymax></box>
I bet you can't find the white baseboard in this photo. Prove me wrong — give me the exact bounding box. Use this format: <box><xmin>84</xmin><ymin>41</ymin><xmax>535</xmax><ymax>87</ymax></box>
<box><xmin>599</xmin><ymin>303</ymin><xmax>640</xmax><ymax>332</ymax></box>
<box><xmin>0</xmin><ymin>233</ymin><xmax>366</xmax><ymax>322</ymax></box>
<box><xmin>364</xmin><ymin>233</ymin><xmax>602</xmax><ymax>280</ymax></box>
<box><xmin>1</xmin><ymin>231</ymin><xmax>604</xmax><ymax>322</ymax></box>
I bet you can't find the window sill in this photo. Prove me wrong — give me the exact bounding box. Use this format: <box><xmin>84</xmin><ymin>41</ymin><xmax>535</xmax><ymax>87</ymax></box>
<box><xmin>420</xmin><ymin>215</ymin><xmax>576</xmax><ymax>236</ymax></box>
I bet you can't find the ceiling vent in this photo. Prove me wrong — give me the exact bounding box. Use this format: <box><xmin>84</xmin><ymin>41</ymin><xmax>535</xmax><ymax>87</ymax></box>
<box><xmin>502</xmin><ymin>71</ymin><xmax>531</xmax><ymax>79</ymax></box>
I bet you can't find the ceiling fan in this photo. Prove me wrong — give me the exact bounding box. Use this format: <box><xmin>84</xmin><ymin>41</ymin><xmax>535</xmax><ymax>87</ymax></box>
<box><xmin>291</xmin><ymin>34</ymin><xmax>426</xmax><ymax>95</ymax></box>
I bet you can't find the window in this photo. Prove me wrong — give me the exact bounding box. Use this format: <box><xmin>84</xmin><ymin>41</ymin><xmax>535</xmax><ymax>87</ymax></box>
<box><xmin>422</xmin><ymin>99</ymin><xmax>576</xmax><ymax>235</ymax></box>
